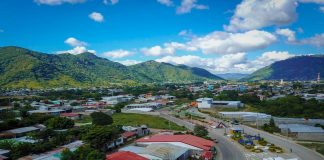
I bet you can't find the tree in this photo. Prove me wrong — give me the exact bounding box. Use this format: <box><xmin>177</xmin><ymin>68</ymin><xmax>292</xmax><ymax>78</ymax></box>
<box><xmin>61</xmin><ymin>149</ymin><xmax>75</xmax><ymax>160</ymax></box>
<box><xmin>82</xmin><ymin>125</ymin><xmax>120</xmax><ymax>151</ymax></box>
<box><xmin>45</xmin><ymin>117</ymin><xmax>74</xmax><ymax>129</ymax></box>
<box><xmin>90</xmin><ymin>112</ymin><xmax>113</xmax><ymax>126</ymax></box>
<box><xmin>194</xmin><ymin>125</ymin><xmax>208</xmax><ymax>138</ymax></box>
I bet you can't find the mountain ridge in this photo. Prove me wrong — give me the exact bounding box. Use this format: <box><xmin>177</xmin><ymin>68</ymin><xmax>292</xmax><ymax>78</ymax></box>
<box><xmin>0</xmin><ymin>46</ymin><xmax>223</xmax><ymax>88</ymax></box>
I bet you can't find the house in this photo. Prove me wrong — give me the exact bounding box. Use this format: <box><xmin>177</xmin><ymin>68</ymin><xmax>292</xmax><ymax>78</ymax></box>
<box><xmin>278</xmin><ymin>124</ymin><xmax>324</xmax><ymax>141</ymax></box>
<box><xmin>196</xmin><ymin>98</ymin><xmax>243</xmax><ymax>109</ymax></box>
<box><xmin>60</xmin><ymin>113</ymin><xmax>81</xmax><ymax>120</ymax></box>
<box><xmin>119</xmin><ymin>143</ymin><xmax>189</xmax><ymax>160</ymax></box>
<box><xmin>0</xmin><ymin>126</ymin><xmax>40</xmax><ymax>138</ymax></box>
<box><xmin>136</xmin><ymin>134</ymin><xmax>216</xmax><ymax>160</ymax></box>
<box><xmin>107</xmin><ymin>137</ymin><xmax>124</xmax><ymax>149</ymax></box>
<box><xmin>106</xmin><ymin>151</ymin><xmax>148</xmax><ymax>160</ymax></box>
<box><xmin>122</xmin><ymin>125</ymin><xmax>150</xmax><ymax>137</ymax></box>
<box><xmin>102</xmin><ymin>95</ymin><xmax>134</xmax><ymax>105</ymax></box>
<box><xmin>122</xmin><ymin>132</ymin><xmax>137</xmax><ymax>142</ymax></box>
<box><xmin>0</xmin><ymin>149</ymin><xmax>10</xmax><ymax>160</ymax></box>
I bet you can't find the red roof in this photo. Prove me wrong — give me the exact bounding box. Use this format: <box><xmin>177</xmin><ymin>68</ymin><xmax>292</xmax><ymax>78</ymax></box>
<box><xmin>60</xmin><ymin>113</ymin><xmax>79</xmax><ymax>117</ymax></box>
<box><xmin>136</xmin><ymin>134</ymin><xmax>214</xmax><ymax>151</ymax></box>
<box><xmin>121</xmin><ymin>132</ymin><xmax>136</xmax><ymax>138</ymax></box>
<box><xmin>202</xmin><ymin>151</ymin><xmax>213</xmax><ymax>160</ymax></box>
<box><xmin>106</xmin><ymin>151</ymin><xmax>148</xmax><ymax>160</ymax></box>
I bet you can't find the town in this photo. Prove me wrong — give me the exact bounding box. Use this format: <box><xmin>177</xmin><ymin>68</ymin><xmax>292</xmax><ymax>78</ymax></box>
<box><xmin>0</xmin><ymin>79</ymin><xmax>323</xmax><ymax>160</ymax></box>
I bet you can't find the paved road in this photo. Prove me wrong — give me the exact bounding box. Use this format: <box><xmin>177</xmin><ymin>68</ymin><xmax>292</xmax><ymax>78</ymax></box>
<box><xmin>242</xmin><ymin>125</ymin><xmax>324</xmax><ymax>160</ymax></box>
<box><xmin>159</xmin><ymin>112</ymin><xmax>246</xmax><ymax>160</ymax></box>
<box><xmin>189</xmin><ymin>108</ymin><xmax>324</xmax><ymax>160</ymax></box>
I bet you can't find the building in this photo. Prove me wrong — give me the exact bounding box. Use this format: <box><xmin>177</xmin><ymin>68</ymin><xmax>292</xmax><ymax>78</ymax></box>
<box><xmin>278</xmin><ymin>124</ymin><xmax>324</xmax><ymax>141</ymax></box>
<box><xmin>0</xmin><ymin>126</ymin><xmax>40</xmax><ymax>138</ymax></box>
<box><xmin>136</xmin><ymin>134</ymin><xmax>215</xmax><ymax>160</ymax></box>
<box><xmin>196</xmin><ymin>98</ymin><xmax>243</xmax><ymax>109</ymax></box>
<box><xmin>60</xmin><ymin>113</ymin><xmax>81</xmax><ymax>120</ymax></box>
<box><xmin>125</xmin><ymin>102</ymin><xmax>162</xmax><ymax>112</ymax></box>
<box><xmin>102</xmin><ymin>95</ymin><xmax>134</xmax><ymax>105</ymax></box>
<box><xmin>218</xmin><ymin>112</ymin><xmax>271</xmax><ymax>121</ymax></box>
<box><xmin>106</xmin><ymin>151</ymin><xmax>148</xmax><ymax>160</ymax></box>
<box><xmin>119</xmin><ymin>143</ymin><xmax>189</xmax><ymax>160</ymax></box>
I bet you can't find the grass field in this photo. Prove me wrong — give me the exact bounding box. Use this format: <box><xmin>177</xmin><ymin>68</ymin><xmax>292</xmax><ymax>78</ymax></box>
<box><xmin>299</xmin><ymin>142</ymin><xmax>324</xmax><ymax>156</ymax></box>
<box><xmin>112</xmin><ymin>113</ymin><xmax>186</xmax><ymax>131</ymax></box>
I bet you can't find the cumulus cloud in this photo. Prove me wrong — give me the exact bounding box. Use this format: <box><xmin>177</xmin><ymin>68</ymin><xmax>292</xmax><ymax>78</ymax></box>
<box><xmin>142</xmin><ymin>30</ymin><xmax>276</xmax><ymax>56</ymax></box>
<box><xmin>298</xmin><ymin>0</ymin><xmax>324</xmax><ymax>4</ymax></box>
<box><xmin>156</xmin><ymin>51</ymin><xmax>294</xmax><ymax>73</ymax></box>
<box><xmin>276</xmin><ymin>28</ymin><xmax>296</xmax><ymax>41</ymax></box>
<box><xmin>103</xmin><ymin>0</ymin><xmax>119</xmax><ymax>5</ymax></box>
<box><xmin>34</xmin><ymin>0</ymin><xmax>86</xmax><ymax>5</ymax></box>
<box><xmin>320</xmin><ymin>6</ymin><xmax>324</xmax><ymax>13</ymax></box>
<box><xmin>56</xmin><ymin>46</ymin><xmax>96</xmax><ymax>55</ymax></box>
<box><xmin>299</xmin><ymin>33</ymin><xmax>324</xmax><ymax>47</ymax></box>
<box><xmin>225</xmin><ymin>0</ymin><xmax>297</xmax><ymax>32</ymax></box>
<box><xmin>89</xmin><ymin>12</ymin><xmax>104</xmax><ymax>22</ymax></box>
<box><xmin>157</xmin><ymin>0</ymin><xmax>173</xmax><ymax>6</ymax></box>
<box><xmin>102</xmin><ymin>49</ymin><xmax>134</xmax><ymax>59</ymax></box>
<box><xmin>64</xmin><ymin>37</ymin><xmax>87</xmax><ymax>47</ymax></box>
<box><xmin>176</xmin><ymin>0</ymin><xmax>208</xmax><ymax>14</ymax></box>
<box><xmin>116</xmin><ymin>60</ymin><xmax>142</xmax><ymax>66</ymax></box>
<box><xmin>188</xmin><ymin>30</ymin><xmax>276</xmax><ymax>54</ymax></box>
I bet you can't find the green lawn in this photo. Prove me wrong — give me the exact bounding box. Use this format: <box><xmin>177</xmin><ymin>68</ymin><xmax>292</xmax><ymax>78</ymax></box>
<box><xmin>299</xmin><ymin>143</ymin><xmax>324</xmax><ymax>156</ymax></box>
<box><xmin>112</xmin><ymin>113</ymin><xmax>186</xmax><ymax>131</ymax></box>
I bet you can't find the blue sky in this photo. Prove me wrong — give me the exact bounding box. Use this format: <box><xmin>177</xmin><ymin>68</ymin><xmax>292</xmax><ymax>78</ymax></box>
<box><xmin>0</xmin><ymin>0</ymin><xmax>323</xmax><ymax>73</ymax></box>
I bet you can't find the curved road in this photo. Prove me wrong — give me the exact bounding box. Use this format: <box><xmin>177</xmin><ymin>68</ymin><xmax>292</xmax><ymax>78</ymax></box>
<box><xmin>159</xmin><ymin>112</ymin><xmax>246</xmax><ymax>160</ymax></box>
<box><xmin>188</xmin><ymin>108</ymin><xmax>324</xmax><ymax>160</ymax></box>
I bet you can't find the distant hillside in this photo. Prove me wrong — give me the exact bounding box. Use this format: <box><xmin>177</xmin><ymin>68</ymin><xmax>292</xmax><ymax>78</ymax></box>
<box><xmin>217</xmin><ymin>73</ymin><xmax>249</xmax><ymax>80</ymax></box>
<box><xmin>128</xmin><ymin>61</ymin><xmax>223</xmax><ymax>83</ymax></box>
<box><xmin>242</xmin><ymin>55</ymin><xmax>324</xmax><ymax>81</ymax></box>
<box><xmin>0</xmin><ymin>46</ymin><xmax>222</xmax><ymax>88</ymax></box>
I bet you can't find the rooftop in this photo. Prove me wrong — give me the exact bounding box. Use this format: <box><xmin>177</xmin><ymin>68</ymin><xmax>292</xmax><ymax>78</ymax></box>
<box><xmin>278</xmin><ymin>124</ymin><xmax>324</xmax><ymax>133</ymax></box>
<box><xmin>136</xmin><ymin>134</ymin><xmax>214</xmax><ymax>151</ymax></box>
<box><xmin>106</xmin><ymin>151</ymin><xmax>148</xmax><ymax>160</ymax></box>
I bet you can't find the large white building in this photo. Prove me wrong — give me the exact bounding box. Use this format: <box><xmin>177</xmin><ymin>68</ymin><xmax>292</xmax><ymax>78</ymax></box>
<box><xmin>196</xmin><ymin>98</ymin><xmax>243</xmax><ymax>109</ymax></box>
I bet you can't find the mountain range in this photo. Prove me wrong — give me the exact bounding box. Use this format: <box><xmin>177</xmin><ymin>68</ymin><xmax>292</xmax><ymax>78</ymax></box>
<box><xmin>243</xmin><ymin>55</ymin><xmax>324</xmax><ymax>81</ymax></box>
<box><xmin>0</xmin><ymin>46</ymin><xmax>223</xmax><ymax>88</ymax></box>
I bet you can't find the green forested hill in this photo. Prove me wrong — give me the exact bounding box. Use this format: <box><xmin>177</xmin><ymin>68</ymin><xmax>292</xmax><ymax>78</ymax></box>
<box><xmin>0</xmin><ymin>46</ymin><xmax>222</xmax><ymax>88</ymax></box>
<box><xmin>129</xmin><ymin>61</ymin><xmax>223</xmax><ymax>83</ymax></box>
<box><xmin>243</xmin><ymin>55</ymin><xmax>324</xmax><ymax>81</ymax></box>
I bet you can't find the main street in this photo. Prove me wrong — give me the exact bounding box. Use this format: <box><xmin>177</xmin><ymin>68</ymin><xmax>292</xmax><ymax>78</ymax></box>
<box><xmin>159</xmin><ymin>111</ymin><xmax>247</xmax><ymax>160</ymax></box>
<box><xmin>188</xmin><ymin>108</ymin><xmax>324</xmax><ymax>160</ymax></box>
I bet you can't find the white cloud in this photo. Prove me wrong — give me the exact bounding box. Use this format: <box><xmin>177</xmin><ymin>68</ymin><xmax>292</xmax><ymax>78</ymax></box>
<box><xmin>64</xmin><ymin>37</ymin><xmax>87</xmax><ymax>47</ymax></box>
<box><xmin>320</xmin><ymin>6</ymin><xmax>324</xmax><ymax>13</ymax></box>
<box><xmin>56</xmin><ymin>46</ymin><xmax>96</xmax><ymax>55</ymax></box>
<box><xmin>299</xmin><ymin>33</ymin><xmax>324</xmax><ymax>47</ymax></box>
<box><xmin>176</xmin><ymin>0</ymin><xmax>208</xmax><ymax>14</ymax></box>
<box><xmin>157</xmin><ymin>0</ymin><xmax>173</xmax><ymax>6</ymax></box>
<box><xmin>156</xmin><ymin>51</ymin><xmax>294</xmax><ymax>74</ymax></box>
<box><xmin>142</xmin><ymin>30</ymin><xmax>276</xmax><ymax>56</ymax></box>
<box><xmin>103</xmin><ymin>0</ymin><xmax>119</xmax><ymax>5</ymax></box>
<box><xmin>225</xmin><ymin>0</ymin><xmax>297</xmax><ymax>32</ymax></box>
<box><xmin>298</xmin><ymin>0</ymin><xmax>324</xmax><ymax>4</ymax></box>
<box><xmin>89</xmin><ymin>12</ymin><xmax>104</xmax><ymax>23</ymax></box>
<box><xmin>102</xmin><ymin>49</ymin><xmax>134</xmax><ymax>59</ymax></box>
<box><xmin>188</xmin><ymin>30</ymin><xmax>276</xmax><ymax>54</ymax></box>
<box><xmin>116</xmin><ymin>60</ymin><xmax>142</xmax><ymax>66</ymax></box>
<box><xmin>276</xmin><ymin>28</ymin><xmax>296</xmax><ymax>41</ymax></box>
<box><xmin>34</xmin><ymin>0</ymin><xmax>86</xmax><ymax>5</ymax></box>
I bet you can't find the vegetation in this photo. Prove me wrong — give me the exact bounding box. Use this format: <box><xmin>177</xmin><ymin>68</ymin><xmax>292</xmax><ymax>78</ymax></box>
<box><xmin>90</xmin><ymin>112</ymin><xmax>113</xmax><ymax>126</ymax></box>
<box><xmin>243</xmin><ymin>55</ymin><xmax>324</xmax><ymax>81</ymax></box>
<box><xmin>112</xmin><ymin>113</ymin><xmax>186</xmax><ymax>131</ymax></box>
<box><xmin>193</xmin><ymin>125</ymin><xmax>208</xmax><ymax>138</ymax></box>
<box><xmin>61</xmin><ymin>145</ymin><xmax>105</xmax><ymax>160</ymax></box>
<box><xmin>262</xmin><ymin>118</ymin><xmax>280</xmax><ymax>133</ymax></box>
<box><xmin>299</xmin><ymin>142</ymin><xmax>324</xmax><ymax>156</ymax></box>
<box><xmin>45</xmin><ymin>117</ymin><xmax>74</xmax><ymax>130</ymax></box>
<box><xmin>0</xmin><ymin>46</ymin><xmax>222</xmax><ymax>89</ymax></box>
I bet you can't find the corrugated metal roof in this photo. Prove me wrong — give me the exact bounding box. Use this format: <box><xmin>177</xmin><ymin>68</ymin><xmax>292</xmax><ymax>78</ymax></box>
<box><xmin>145</xmin><ymin>143</ymin><xmax>188</xmax><ymax>160</ymax></box>
<box><xmin>278</xmin><ymin>124</ymin><xmax>324</xmax><ymax>133</ymax></box>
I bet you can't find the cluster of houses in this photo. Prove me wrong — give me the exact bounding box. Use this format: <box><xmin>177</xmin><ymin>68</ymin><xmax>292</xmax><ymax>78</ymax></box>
<box><xmin>106</xmin><ymin>133</ymin><xmax>216</xmax><ymax>160</ymax></box>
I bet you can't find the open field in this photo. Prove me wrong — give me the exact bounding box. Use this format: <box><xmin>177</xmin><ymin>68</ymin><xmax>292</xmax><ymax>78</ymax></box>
<box><xmin>112</xmin><ymin>113</ymin><xmax>186</xmax><ymax>131</ymax></box>
<box><xmin>298</xmin><ymin>142</ymin><xmax>324</xmax><ymax>156</ymax></box>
